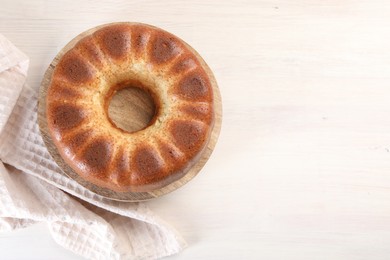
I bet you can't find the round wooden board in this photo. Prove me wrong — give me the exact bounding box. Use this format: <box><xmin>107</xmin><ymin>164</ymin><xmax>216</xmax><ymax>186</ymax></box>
<box><xmin>37</xmin><ymin>22</ymin><xmax>222</xmax><ymax>202</ymax></box>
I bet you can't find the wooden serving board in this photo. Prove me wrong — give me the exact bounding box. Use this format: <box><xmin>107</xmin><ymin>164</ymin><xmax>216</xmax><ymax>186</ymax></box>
<box><xmin>37</xmin><ymin>23</ymin><xmax>222</xmax><ymax>202</ymax></box>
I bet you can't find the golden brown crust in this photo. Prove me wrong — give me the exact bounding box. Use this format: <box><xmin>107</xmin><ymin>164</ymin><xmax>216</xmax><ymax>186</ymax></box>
<box><xmin>131</xmin><ymin>25</ymin><xmax>151</xmax><ymax>57</ymax></box>
<box><xmin>93</xmin><ymin>24</ymin><xmax>132</xmax><ymax>60</ymax></box>
<box><xmin>170</xmin><ymin>55</ymin><xmax>199</xmax><ymax>74</ymax></box>
<box><xmin>109</xmin><ymin>148</ymin><xmax>131</xmax><ymax>188</ymax></box>
<box><xmin>169</xmin><ymin>120</ymin><xmax>208</xmax><ymax>157</ymax></box>
<box><xmin>132</xmin><ymin>145</ymin><xmax>164</xmax><ymax>183</ymax></box>
<box><xmin>47</xmin><ymin>103</ymin><xmax>87</xmax><ymax>133</ymax></box>
<box><xmin>172</xmin><ymin>69</ymin><xmax>213</xmax><ymax>102</ymax></box>
<box><xmin>64</xmin><ymin>129</ymin><xmax>94</xmax><ymax>152</ymax></box>
<box><xmin>78</xmin><ymin>138</ymin><xmax>114</xmax><ymax>178</ymax></box>
<box><xmin>54</xmin><ymin>51</ymin><xmax>95</xmax><ymax>84</ymax></box>
<box><xmin>46</xmin><ymin>23</ymin><xmax>215</xmax><ymax>192</ymax></box>
<box><xmin>179</xmin><ymin>102</ymin><xmax>213</xmax><ymax>124</ymax></box>
<box><xmin>73</xmin><ymin>36</ymin><xmax>106</xmax><ymax>69</ymax></box>
<box><xmin>47</xmin><ymin>82</ymin><xmax>82</xmax><ymax>100</ymax></box>
<box><xmin>149</xmin><ymin>31</ymin><xmax>183</xmax><ymax>64</ymax></box>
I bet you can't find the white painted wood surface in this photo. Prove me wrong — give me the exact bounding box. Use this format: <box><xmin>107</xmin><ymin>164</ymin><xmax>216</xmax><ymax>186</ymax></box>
<box><xmin>2</xmin><ymin>0</ymin><xmax>390</xmax><ymax>259</ymax></box>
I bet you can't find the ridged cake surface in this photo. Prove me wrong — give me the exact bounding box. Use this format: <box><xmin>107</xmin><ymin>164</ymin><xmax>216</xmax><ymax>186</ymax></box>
<box><xmin>46</xmin><ymin>23</ymin><xmax>214</xmax><ymax>192</ymax></box>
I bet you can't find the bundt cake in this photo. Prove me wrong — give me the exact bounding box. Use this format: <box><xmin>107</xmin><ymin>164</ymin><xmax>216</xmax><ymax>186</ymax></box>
<box><xmin>46</xmin><ymin>22</ymin><xmax>215</xmax><ymax>192</ymax></box>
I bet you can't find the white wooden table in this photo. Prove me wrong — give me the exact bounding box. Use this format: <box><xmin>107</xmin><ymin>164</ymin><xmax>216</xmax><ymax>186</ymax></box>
<box><xmin>2</xmin><ymin>0</ymin><xmax>390</xmax><ymax>259</ymax></box>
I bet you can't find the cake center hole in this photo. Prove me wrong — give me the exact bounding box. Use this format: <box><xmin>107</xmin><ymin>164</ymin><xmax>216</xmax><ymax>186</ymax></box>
<box><xmin>108</xmin><ymin>86</ymin><xmax>156</xmax><ymax>133</ymax></box>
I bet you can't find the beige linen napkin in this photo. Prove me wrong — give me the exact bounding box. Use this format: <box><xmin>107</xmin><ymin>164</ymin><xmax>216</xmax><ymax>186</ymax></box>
<box><xmin>0</xmin><ymin>33</ymin><xmax>186</xmax><ymax>259</ymax></box>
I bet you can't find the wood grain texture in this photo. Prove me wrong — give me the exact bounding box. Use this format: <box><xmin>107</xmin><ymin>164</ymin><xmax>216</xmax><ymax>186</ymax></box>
<box><xmin>108</xmin><ymin>87</ymin><xmax>156</xmax><ymax>133</ymax></box>
<box><xmin>2</xmin><ymin>0</ymin><xmax>390</xmax><ymax>259</ymax></box>
<box><xmin>37</xmin><ymin>23</ymin><xmax>222</xmax><ymax>201</ymax></box>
